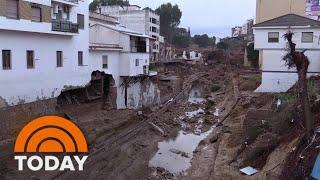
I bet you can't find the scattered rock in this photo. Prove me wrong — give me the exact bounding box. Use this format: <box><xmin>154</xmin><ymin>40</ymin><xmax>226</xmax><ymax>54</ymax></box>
<box><xmin>210</xmin><ymin>134</ymin><xmax>219</xmax><ymax>143</ymax></box>
<box><xmin>181</xmin><ymin>152</ymin><xmax>190</xmax><ymax>158</ymax></box>
<box><xmin>222</xmin><ymin>126</ymin><xmax>232</xmax><ymax>134</ymax></box>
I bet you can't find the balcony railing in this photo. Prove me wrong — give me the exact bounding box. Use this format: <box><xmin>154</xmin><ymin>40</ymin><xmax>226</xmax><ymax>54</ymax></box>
<box><xmin>130</xmin><ymin>45</ymin><xmax>147</xmax><ymax>53</ymax></box>
<box><xmin>54</xmin><ymin>0</ymin><xmax>78</xmax><ymax>3</ymax></box>
<box><xmin>65</xmin><ymin>0</ymin><xmax>78</xmax><ymax>3</ymax></box>
<box><xmin>52</xmin><ymin>20</ymin><xmax>78</xmax><ymax>33</ymax></box>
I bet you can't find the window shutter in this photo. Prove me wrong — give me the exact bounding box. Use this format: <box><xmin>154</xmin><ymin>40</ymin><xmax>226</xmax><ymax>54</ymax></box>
<box><xmin>31</xmin><ymin>7</ymin><xmax>41</xmax><ymax>22</ymax></box>
<box><xmin>6</xmin><ymin>0</ymin><xmax>18</xmax><ymax>19</ymax></box>
<box><xmin>77</xmin><ymin>14</ymin><xmax>84</xmax><ymax>29</ymax></box>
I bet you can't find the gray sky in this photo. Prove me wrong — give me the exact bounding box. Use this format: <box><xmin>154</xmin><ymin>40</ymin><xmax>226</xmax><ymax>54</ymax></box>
<box><xmin>91</xmin><ymin>0</ymin><xmax>256</xmax><ymax>38</ymax></box>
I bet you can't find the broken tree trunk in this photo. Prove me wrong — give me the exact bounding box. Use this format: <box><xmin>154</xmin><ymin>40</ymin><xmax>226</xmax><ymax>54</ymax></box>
<box><xmin>298</xmin><ymin>58</ymin><xmax>314</xmax><ymax>137</ymax></box>
<box><xmin>284</xmin><ymin>32</ymin><xmax>314</xmax><ymax>138</ymax></box>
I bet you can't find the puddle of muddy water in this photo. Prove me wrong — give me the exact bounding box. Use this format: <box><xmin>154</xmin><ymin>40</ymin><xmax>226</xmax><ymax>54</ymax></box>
<box><xmin>149</xmin><ymin>82</ymin><xmax>214</xmax><ymax>175</ymax></box>
<box><xmin>149</xmin><ymin>128</ymin><xmax>213</xmax><ymax>175</ymax></box>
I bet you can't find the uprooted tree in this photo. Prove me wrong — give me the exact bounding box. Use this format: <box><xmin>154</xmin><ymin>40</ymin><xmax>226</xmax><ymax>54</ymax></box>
<box><xmin>283</xmin><ymin>31</ymin><xmax>314</xmax><ymax>138</ymax></box>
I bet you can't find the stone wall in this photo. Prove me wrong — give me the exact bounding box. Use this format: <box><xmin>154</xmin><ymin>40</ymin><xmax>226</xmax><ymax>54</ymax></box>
<box><xmin>41</xmin><ymin>5</ymin><xmax>51</xmax><ymax>23</ymax></box>
<box><xmin>0</xmin><ymin>98</ymin><xmax>57</xmax><ymax>141</ymax></box>
<box><xmin>0</xmin><ymin>0</ymin><xmax>6</xmax><ymax>17</ymax></box>
<box><xmin>19</xmin><ymin>0</ymin><xmax>31</xmax><ymax>20</ymax></box>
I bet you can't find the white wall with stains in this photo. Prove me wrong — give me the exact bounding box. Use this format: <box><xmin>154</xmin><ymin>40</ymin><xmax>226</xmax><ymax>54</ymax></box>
<box><xmin>117</xmin><ymin>78</ymin><xmax>161</xmax><ymax>109</ymax></box>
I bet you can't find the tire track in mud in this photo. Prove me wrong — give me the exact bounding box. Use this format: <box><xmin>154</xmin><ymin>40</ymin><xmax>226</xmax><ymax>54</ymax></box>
<box><xmin>49</xmin><ymin>72</ymin><xmax>208</xmax><ymax>180</ymax></box>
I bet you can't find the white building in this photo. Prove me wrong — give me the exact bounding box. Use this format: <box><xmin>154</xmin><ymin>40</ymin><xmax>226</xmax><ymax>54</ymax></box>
<box><xmin>0</xmin><ymin>0</ymin><xmax>90</xmax><ymax>107</ymax></box>
<box><xmin>253</xmin><ymin>14</ymin><xmax>320</xmax><ymax>92</ymax></box>
<box><xmin>232</xmin><ymin>26</ymin><xmax>243</xmax><ymax>37</ymax></box>
<box><xmin>190</xmin><ymin>51</ymin><xmax>202</xmax><ymax>60</ymax></box>
<box><xmin>96</xmin><ymin>5</ymin><xmax>161</xmax><ymax>63</ymax></box>
<box><xmin>89</xmin><ymin>16</ymin><xmax>159</xmax><ymax>109</ymax></box>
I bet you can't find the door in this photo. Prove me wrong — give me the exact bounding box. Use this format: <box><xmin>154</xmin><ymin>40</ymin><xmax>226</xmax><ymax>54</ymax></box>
<box><xmin>56</xmin><ymin>10</ymin><xmax>62</xmax><ymax>20</ymax></box>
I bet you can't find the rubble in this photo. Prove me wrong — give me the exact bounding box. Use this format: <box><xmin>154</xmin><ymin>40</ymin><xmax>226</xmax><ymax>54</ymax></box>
<box><xmin>149</xmin><ymin>122</ymin><xmax>167</xmax><ymax>137</ymax></box>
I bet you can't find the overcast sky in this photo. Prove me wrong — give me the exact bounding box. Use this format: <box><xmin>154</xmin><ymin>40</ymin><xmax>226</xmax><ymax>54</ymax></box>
<box><xmin>91</xmin><ymin>0</ymin><xmax>256</xmax><ymax>38</ymax></box>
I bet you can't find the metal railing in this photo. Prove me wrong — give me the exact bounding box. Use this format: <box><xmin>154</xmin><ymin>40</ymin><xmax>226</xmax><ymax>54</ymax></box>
<box><xmin>61</xmin><ymin>0</ymin><xmax>78</xmax><ymax>3</ymax></box>
<box><xmin>130</xmin><ymin>45</ymin><xmax>147</xmax><ymax>53</ymax></box>
<box><xmin>52</xmin><ymin>20</ymin><xmax>78</xmax><ymax>33</ymax></box>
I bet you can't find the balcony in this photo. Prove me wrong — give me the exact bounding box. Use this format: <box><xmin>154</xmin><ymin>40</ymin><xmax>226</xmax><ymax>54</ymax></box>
<box><xmin>52</xmin><ymin>20</ymin><xmax>78</xmax><ymax>33</ymax></box>
<box><xmin>64</xmin><ymin>0</ymin><xmax>78</xmax><ymax>3</ymax></box>
<box><xmin>52</xmin><ymin>0</ymin><xmax>78</xmax><ymax>5</ymax></box>
<box><xmin>130</xmin><ymin>45</ymin><xmax>147</xmax><ymax>53</ymax></box>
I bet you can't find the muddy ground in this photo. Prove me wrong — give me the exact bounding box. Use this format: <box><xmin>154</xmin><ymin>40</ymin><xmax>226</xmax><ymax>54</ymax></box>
<box><xmin>0</xmin><ymin>62</ymin><xmax>232</xmax><ymax>180</ymax></box>
<box><xmin>1</xmin><ymin>60</ymin><xmax>319</xmax><ymax>180</ymax></box>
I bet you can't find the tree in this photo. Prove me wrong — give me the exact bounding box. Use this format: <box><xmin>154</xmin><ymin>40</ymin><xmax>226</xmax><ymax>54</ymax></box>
<box><xmin>89</xmin><ymin>0</ymin><xmax>130</xmax><ymax>11</ymax></box>
<box><xmin>283</xmin><ymin>31</ymin><xmax>314</xmax><ymax>138</ymax></box>
<box><xmin>155</xmin><ymin>3</ymin><xmax>182</xmax><ymax>43</ymax></box>
<box><xmin>246</xmin><ymin>43</ymin><xmax>259</xmax><ymax>67</ymax></box>
<box><xmin>172</xmin><ymin>28</ymin><xmax>191</xmax><ymax>48</ymax></box>
<box><xmin>192</xmin><ymin>34</ymin><xmax>216</xmax><ymax>47</ymax></box>
<box><xmin>216</xmin><ymin>42</ymin><xmax>228</xmax><ymax>50</ymax></box>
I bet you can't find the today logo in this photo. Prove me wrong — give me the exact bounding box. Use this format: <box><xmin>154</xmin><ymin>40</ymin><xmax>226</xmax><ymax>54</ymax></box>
<box><xmin>14</xmin><ymin>116</ymin><xmax>89</xmax><ymax>171</ymax></box>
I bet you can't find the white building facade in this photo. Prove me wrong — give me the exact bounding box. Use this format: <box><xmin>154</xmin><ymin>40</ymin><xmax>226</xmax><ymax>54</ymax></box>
<box><xmin>254</xmin><ymin>14</ymin><xmax>320</xmax><ymax>92</ymax></box>
<box><xmin>0</xmin><ymin>0</ymin><xmax>90</xmax><ymax>107</ymax></box>
<box><xmin>89</xmin><ymin>20</ymin><xmax>157</xmax><ymax>109</ymax></box>
<box><xmin>96</xmin><ymin>5</ymin><xmax>161</xmax><ymax>63</ymax></box>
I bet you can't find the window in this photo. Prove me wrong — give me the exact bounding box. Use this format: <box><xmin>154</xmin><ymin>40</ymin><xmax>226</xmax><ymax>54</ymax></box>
<box><xmin>151</xmin><ymin>18</ymin><xmax>157</xmax><ymax>24</ymax></box>
<box><xmin>2</xmin><ymin>50</ymin><xmax>11</xmax><ymax>70</ymax></box>
<box><xmin>77</xmin><ymin>14</ymin><xmax>84</xmax><ymax>29</ymax></box>
<box><xmin>26</xmin><ymin>50</ymin><xmax>34</xmax><ymax>69</ymax></box>
<box><xmin>6</xmin><ymin>0</ymin><xmax>19</xmax><ymax>19</ymax></box>
<box><xmin>268</xmin><ymin>32</ymin><xmax>279</xmax><ymax>43</ymax></box>
<box><xmin>31</xmin><ymin>4</ymin><xmax>41</xmax><ymax>22</ymax></box>
<box><xmin>78</xmin><ymin>51</ymin><xmax>83</xmax><ymax>66</ymax></box>
<box><xmin>102</xmin><ymin>55</ymin><xmax>108</xmax><ymax>69</ymax></box>
<box><xmin>143</xmin><ymin>66</ymin><xmax>148</xmax><ymax>74</ymax></box>
<box><xmin>135</xmin><ymin>59</ymin><xmax>139</xmax><ymax>66</ymax></box>
<box><xmin>56</xmin><ymin>51</ymin><xmax>63</xmax><ymax>67</ymax></box>
<box><xmin>151</xmin><ymin>27</ymin><xmax>157</xmax><ymax>33</ymax></box>
<box><xmin>302</xmin><ymin>32</ymin><xmax>313</xmax><ymax>43</ymax></box>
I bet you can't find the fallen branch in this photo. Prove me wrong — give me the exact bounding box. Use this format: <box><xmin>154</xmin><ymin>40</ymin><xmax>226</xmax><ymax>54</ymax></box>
<box><xmin>149</xmin><ymin>122</ymin><xmax>166</xmax><ymax>137</ymax></box>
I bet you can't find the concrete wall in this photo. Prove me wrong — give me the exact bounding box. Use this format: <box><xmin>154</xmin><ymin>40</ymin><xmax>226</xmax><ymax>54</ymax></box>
<box><xmin>0</xmin><ymin>0</ymin><xmax>90</xmax><ymax>106</ymax></box>
<box><xmin>89</xmin><ymin>25</ymin><xmax>121</xmax><ymax>45</ymax></box>
<box><xmin>89</xmin><ymin>50</ymin><xmax>124</xmax><ymax>107</ymax></box>
<box><xmin>119</xmin><ymin>53</ymin><xmax>149</xmax><ymax>76</ymax></box>
<box><xmin>256</xmin><ymin>0</ymin><xmax>305</xmax><ymax>23</ymax></box>
<box><xmin>117</xmin><ymin>78</ymin><xmax>161</xmax><ymax>109</ymax></box>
